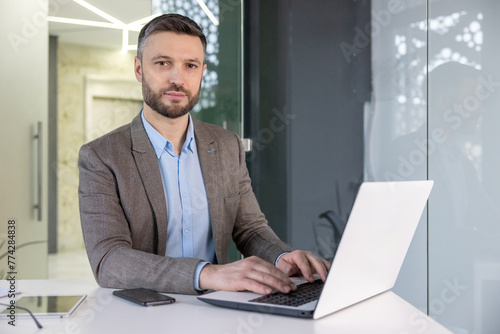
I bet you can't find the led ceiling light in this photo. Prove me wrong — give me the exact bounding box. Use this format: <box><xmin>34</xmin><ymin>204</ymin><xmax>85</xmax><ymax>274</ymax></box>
<box><xmin>122</xmin><ymin>29</ymin><xmax>129</xmax><ymax>54</ymax></box>
<box><xmin>196</xmin><ymin>0</ymin><xmax>219</xmax><ymax>26</ymax></box>
<box><xmin>47</xmin><ymin>16</ymin><xmax>121</xmax><ymax>30</ymax></box>
<box><xmin>72</xmin><ymin>0</ymin><xmax>125</xmax><ymax>27</ymax></box>
<box><xmin>49</xmin><ymin>0</ymin><xmax>217</xmax><ymax>53</ymax></box>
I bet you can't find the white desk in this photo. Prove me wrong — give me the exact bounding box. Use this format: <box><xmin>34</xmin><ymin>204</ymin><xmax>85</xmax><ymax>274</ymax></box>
<box><xmin>0</xmin><ymin>279</ymin><xmax>451</xmax><ymax>334</ymax></box>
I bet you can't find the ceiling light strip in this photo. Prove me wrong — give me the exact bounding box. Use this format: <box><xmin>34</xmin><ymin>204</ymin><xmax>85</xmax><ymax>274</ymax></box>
<box><xmin>49</xmin><ymin>2</ymin><xmax>165</xmax><ymax>53</ymax></box>
<box><xmin>122</xmin><ymin>29</ymin><xmax>129</xmax><ymax>53</ymax></box>
<box><xmin>196</xmin><ymin>0</ymin><xmax>219</xmax><ymax>26</ymax></box>
<box><xmin>72</xmin><ymin>0</ymin><xmax>125</xmax><ymax>27</ymax></box>
<box><xmin>48</xmin><ymin>16</ymin><xmax>121</xmax><ymax>29</ymax></box>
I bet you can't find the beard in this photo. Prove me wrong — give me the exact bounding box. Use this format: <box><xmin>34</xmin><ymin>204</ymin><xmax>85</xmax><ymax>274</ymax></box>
<box><xmin>142</xmin><ymin>75</ymin><xmax>201</xmax><ymax>119</ymax></box>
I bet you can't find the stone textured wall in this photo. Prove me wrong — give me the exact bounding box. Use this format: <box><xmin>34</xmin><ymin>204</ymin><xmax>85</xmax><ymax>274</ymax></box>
<box><xmin>57</xmin><ymin>43</ymin><xmax>138</xmax><ymax>252</ymax></box>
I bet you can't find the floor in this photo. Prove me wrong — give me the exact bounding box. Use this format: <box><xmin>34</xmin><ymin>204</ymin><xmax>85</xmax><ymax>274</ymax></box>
<box><xmin>48</xmin><ymin>248</ymin><xmax>94</xmax><ymax>279</ymax></box>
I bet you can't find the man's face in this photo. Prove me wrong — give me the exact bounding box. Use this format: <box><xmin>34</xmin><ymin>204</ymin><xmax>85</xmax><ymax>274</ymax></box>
<box><xmin>134</xmin><ymin>31</ymin><xmax>206</xmax><ymax>118</ymax></box>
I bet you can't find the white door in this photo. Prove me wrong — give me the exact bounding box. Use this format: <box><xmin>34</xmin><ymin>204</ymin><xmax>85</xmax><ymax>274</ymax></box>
<box><xmin>0</xmin><ymin>0</ymin><xmax>48</xmax><ymax>278</ymax></box>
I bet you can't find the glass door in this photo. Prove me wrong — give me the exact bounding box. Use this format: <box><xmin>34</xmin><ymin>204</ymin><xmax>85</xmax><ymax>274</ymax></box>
<box><xmin>152</xmin><ymin>0</ymin><xmax>244</xmax><ymax>261</ymax></box>
<box><xmin>0</xmin><ymin>0</ymin><xmax>49</xmax><ymax>279</ymax></box>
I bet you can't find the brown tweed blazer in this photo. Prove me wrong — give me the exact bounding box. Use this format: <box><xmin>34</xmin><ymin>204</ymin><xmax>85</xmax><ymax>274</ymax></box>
<box><xmin>78</xmin><ymin>113</ymin><xmax>292</xmax><ymax>295</ymax></box>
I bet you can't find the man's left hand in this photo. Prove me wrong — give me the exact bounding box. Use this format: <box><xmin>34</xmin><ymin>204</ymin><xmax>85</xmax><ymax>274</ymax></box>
<box><xmin>276</xmin><ymin>250</ymin><xmax>331</xmax><ymax>282</ymax></box>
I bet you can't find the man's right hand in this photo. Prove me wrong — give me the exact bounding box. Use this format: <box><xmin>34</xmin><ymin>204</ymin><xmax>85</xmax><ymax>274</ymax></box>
<box><xmin>199</xmin><ymin>256</ymin><xmax>296</xmax><ymax>294</ymax></box>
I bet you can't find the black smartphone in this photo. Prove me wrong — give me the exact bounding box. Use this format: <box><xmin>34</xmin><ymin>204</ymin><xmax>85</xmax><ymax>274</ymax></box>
<box><xmin>112</xmin><ymin>288</ymin><xmax>176</xmax><ymax>306</ymax></box>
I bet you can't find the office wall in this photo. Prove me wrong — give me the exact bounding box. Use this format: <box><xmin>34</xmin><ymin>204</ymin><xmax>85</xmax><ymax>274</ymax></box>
<box><xmin>286</xmin><ymin>0</ymin><xmax>369</xmax><ymax>254</ymax></box>
<box><xmin>56</xmin><ymin>43</ymin><xmax>138</xmax><ymax>252</ymax></box>
<box><xmin>245</xmin><ymin>0</ymin><xmax>369</xmax><ymax>252</ymax></box>
<box><xmin>244</xmin><ymin>0</ymin><xmax>290</xmax><ymax>241</ymax></box>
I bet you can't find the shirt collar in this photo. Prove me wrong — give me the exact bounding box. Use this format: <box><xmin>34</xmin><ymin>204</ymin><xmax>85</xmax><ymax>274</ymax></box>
<box><xmin>184</xmin><ymin>116</ymin><xmax>195</xmax><ymax>154</ymax></box>
<box><xmin>141</xmin><ymin>110</ymin><xmax>195</xmax><ymax>159</ymax></box>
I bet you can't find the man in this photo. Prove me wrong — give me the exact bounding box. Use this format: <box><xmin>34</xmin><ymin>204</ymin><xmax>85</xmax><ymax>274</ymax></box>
<box><xmin>79</xmin><ymin>13</ymin><xmax>329</xmax><ymax>295</ymax></box>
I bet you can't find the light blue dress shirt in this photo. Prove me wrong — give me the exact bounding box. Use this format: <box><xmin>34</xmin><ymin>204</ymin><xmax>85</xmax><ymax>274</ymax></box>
<box><xmin>142</xmin><ymin>111</ymin><xmax>215</xmax><ymax>290</ymax></box>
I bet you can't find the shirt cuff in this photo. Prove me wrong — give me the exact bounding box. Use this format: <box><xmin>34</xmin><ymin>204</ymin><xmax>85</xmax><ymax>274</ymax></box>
<box><xmin>275</xmin><ymin>252</ymin><xmax>290</xmax><ymax>266</ymax></box>
<box><xmin>194</xmin><ymin>261</ymin><xmax>210</xmax><ymax>291</ymax></box>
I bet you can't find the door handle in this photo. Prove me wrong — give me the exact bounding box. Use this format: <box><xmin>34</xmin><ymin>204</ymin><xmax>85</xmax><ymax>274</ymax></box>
<box><xmin>241</xmin><ymin>138</ymin><xmax>252</xmax><ymax>152</ymax></box>
<box><xmin>34</xmin><ymin>121</ymin><xmax>42</xmax><ymax>221</ymax></box>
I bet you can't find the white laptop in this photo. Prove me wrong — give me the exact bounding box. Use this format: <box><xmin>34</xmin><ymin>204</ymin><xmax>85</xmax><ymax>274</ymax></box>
<box><xmin>198</xmin><ymin>180</ymin><xmax>433</xmax><ymax>319</ymax></box>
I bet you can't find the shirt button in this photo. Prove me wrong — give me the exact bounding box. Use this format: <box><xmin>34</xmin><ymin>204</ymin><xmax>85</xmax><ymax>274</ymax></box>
<box><xmin>184</xmin><ymin>229</ymin><xmax>190</xmax><ymax>234</ymax></box>
<box><xmin>182</xmin><ymin>193</ymin><xmax>187</xmax><ymax>197</ymax></box>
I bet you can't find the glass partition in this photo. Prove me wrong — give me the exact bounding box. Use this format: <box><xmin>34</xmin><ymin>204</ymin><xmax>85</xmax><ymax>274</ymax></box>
<box><xmin>372</xmin><ymin>0</ymin><xmax>500</xmax><ymax>331</ymax></box>
<box><xmin>428</xmin><ymin>1</ymin><xmax>500</xmax><ymax>332</ymax></box>
<box><xmin>369</xmin><ymin>0</ymin><xmax>428</xmax><ymax>310</ymax></box>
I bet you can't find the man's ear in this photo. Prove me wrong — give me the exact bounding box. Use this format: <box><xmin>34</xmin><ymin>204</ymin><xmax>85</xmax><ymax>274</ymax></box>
<box><xmin>134</xmin><ymin>57</ymin><xmax>143</xmax><ymax>82</ymax></box>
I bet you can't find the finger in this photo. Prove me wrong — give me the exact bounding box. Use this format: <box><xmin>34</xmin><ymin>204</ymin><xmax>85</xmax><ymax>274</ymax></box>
<box><xmin>277</xmin><ymin>258</ymin><xmax>300</xmax><ymax>276</ymax></box>
<box><xmin>284</xmin><ymin>262</ymin><xmax>300</xmax><ymax>276</ymax></box>
<box><xmin>304</xmin><ymin>253</ymin><xmax>329</xmax><ymax>282</ymax></box>
<box><xmin>244</xmin><ymin>257</ymin><xmax>295</xmax><ymax>292</ymax></box>
<box><xmin>321</xmin><ymin>258</ymin><xmax>331</xmax><ymax>271</ymax></box>
<box><xmin>249</xmin><ymin>257</ymin><xmax>294</xmax><ymax>281</ymax></box>
<box><xmin>246</xmin><ymin>270</ymin><xmax>295</xmax><ymax>294</ymax></box>
<box><xmin>289</xmin><ymin>252</ymin><xmax>314</xmax><ymax>282</ymax></box>
<box><xmin>241</xmin><ymin>277</ymin><xmax>276</xmax><ymax>295</ymax></box>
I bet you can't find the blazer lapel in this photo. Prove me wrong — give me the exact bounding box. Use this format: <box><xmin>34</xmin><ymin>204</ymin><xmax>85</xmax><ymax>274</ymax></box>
<box><xmin>130</xmin><ymin>113</ymin><xmax>168</xmax><ymax>255</ymax></box>
<box><xmin>193</xmin><ymin>119</ymin><xmax>226</xmax><ymax>263</ymax></box>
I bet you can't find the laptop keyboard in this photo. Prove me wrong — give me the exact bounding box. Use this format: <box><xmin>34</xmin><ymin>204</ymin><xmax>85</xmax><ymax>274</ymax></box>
<box><xmin>249</xmin><ymin>279</ymin><xmax>324</xmax><ymax>307</ymax></box>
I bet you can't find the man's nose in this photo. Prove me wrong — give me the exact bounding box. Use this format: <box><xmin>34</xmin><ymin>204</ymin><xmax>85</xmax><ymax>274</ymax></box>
<box><xmin>168</xmin><ymin>66</ymin><xmax>184</xmax><ymax>86</ymax></box>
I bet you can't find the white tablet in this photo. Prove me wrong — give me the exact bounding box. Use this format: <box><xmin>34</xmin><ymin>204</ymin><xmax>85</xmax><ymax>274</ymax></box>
<box><xmin>1</xmin><ymin>295</ymin><xmax>87</xmax><ymax>318</ymax></box>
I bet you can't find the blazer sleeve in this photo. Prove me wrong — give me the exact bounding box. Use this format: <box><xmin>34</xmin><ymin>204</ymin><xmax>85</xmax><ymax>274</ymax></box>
<box><xmin>78</xmin><ymin>143</ymin><xmax>203</xmax><ymax>295</ymax></box>
<box><xmin>230</xmin><ymin>133</ymin><xmax>294</xmax><ymax>263</ymax></box>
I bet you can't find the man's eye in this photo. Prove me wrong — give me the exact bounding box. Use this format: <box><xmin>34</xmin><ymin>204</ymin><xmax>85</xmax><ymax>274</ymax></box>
<box><xmin>157</xmin><ymin>61</ymin><xmax>168</xmax><ymax>66</ymax></box>
<box><xmin>187</xmin><ymin>64</ymin><xmax>197</xmax><ymax>69</ymax></box>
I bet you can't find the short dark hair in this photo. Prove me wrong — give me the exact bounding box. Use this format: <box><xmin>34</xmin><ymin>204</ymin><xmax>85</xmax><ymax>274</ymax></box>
<box><xmin>137</xmin><ymin>13</ymin><xmax>207</xmax><ymax>61</ymax></box>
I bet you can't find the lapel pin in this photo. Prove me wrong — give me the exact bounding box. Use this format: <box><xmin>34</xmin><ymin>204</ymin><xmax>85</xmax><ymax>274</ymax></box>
<box><xmin>208</xmin><ymin>148</ymin><xmax>215</xmax><ymax>153</ymax></box>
